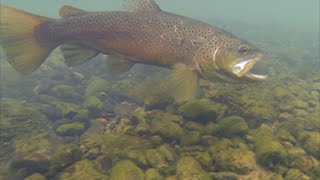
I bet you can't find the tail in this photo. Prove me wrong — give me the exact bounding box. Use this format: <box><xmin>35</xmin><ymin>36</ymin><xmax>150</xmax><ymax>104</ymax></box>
<box><xmin>0</xmin><ymin>4</ymin><xmax>57</xmax><ymax>74</ymax></box>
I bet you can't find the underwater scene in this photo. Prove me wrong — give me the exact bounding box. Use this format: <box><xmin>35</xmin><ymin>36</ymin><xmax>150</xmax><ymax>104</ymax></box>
<box><xmin>0</xmin><ymin>0</ymin><xmax>319</xmax><ymax>179</ymax></box>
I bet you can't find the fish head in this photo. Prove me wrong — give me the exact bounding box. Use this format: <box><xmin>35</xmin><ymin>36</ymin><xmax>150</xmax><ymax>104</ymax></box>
<box><xmin>197</xmin><ymin>36</ymin><xmax>268</xmax><ymax>82</ymax></box>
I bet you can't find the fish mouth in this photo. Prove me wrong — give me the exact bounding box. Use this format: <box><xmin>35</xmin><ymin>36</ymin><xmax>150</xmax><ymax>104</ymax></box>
<box><xmin>231</xmin><ymin>56</ymin><xmax>268</xmax><ymax>81</ymax></box>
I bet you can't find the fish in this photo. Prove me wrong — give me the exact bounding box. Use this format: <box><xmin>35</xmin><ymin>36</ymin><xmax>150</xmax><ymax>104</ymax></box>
<box><xmin>0</xmin><ymin>0</ymin><xmax>267</xmax><ymax>102</ymax></box>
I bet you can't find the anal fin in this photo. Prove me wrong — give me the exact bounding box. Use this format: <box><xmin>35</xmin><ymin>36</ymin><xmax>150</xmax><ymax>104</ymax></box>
<box><xmin>105</xmin><ymin>55</ymin><xmax>135</xmax><ymax>76</ymax></box>
<box><xmin>60</xmin><ymin>43</ymin><xmax>99</xmax><ymax>67</ymax></box>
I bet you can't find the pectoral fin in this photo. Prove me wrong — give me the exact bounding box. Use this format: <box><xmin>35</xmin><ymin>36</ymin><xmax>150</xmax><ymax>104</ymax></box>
<box><xmin>60</xmin><ymin>43</ymin><xmax>100</xmax><ymax>67</ymax></box>
<box><xmin>105</xmin><ymin>55</ymin><xmax>135</xmax><ymax>76</ymax></box>
<box><xmin>164</xmin><ymin>63</ymin><xmax>199</xmax><ymax>102</ymax></box>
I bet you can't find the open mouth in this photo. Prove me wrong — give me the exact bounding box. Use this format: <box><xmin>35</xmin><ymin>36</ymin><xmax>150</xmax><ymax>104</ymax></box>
<box><xmin>232</xmin><ymin>57</ymin><xmax>268</xmax><ymax>81</ymax></box>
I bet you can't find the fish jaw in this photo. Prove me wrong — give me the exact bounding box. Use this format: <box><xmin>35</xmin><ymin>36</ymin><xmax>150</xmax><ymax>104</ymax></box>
<box><xmin>231</xmin><ymin>54</ymin><xmax>268</xmax><ymax>81</ymax></box>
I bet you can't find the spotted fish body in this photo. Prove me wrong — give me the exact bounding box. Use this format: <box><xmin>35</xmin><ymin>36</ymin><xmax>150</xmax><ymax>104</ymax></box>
<box><xmin>0</xmin><ymin>0</ymin><xmax>267</xmax><ymax>102</ymax></box>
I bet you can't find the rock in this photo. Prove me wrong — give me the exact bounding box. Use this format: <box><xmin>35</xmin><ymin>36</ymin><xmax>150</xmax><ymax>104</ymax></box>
<box><xmin>178</xmin><ymin>99</ymin><xmax>225</xmax><ymax>122</ymax></box>
<box><xmin>176</xmin><ymin>156</ymin><xmax>211</xmax><ymax>180</ymax></box>
<box><xmin>58</xmin><ymin>159</ymin><xmax>108</xmax><ymax>179</ymax></box>
<box><xmin>146</xmin><ymin>145</ymin><xmax>176</xmax><ymax>174</ymax></box>
<box><xmin>109</xmin><ymin>160</ymin><xmax>144</xmax><ymax>180</ymax></box>
<box><xmin>212</xmin><ymin>148</ymin><xmax>256</xmax><ymax>174</ymax></box>
<box><xmin>84</xmin><ymin>76</ymin><xmax>109</xmax><ymax>98</ymax></box>
<box><xmin>284</xmin><ymin>169</ymin><xmax>310</xmax><ymax>180</ymax></box>
<box><xmin>180</xmin><ymin>131</ymin><xmax>201</xmax><ymax>146</ymax></box>
<box><xmin>216</xmin><ymin>116</ymin><xmax>249</xmax><ymax>137</ymax></box>
<box><xmin>127</xmin><ymin>150</ymin><xmax>148</xmax><ymax>166</ymax></box>
<box><xmin>298</xmin><ymin>131</ymin><xmax>320</xmax><ymax>158</ymax></box>
<box><xmin>150</xmin><ymin>112</ymin><xmax>184</xmax><ymax>140</ymax></box>
<box><xmin>54</xmin><ymin>102</ymin><xmax>81</xmax><ymax>119</ymax></box>
<box><xmin>56</xmin><ymin>123</ymin><xmax>85</xmax><ymax>136</ymax></box>
<box><xmin>290</xmin><ymin>155</ymin><xmax>319</xmax><ymax>174</ymax></box>
<box><xmin>81</xmin><ymin>133</ymin><xmax>152</xmax><ymax>158</ymax></box>
<box><xmin>14</xmin><ymin>133</ymin><xmax>53</xmax><ymax>155</ymax></box>
<box><xmin>83</xmin><ymin>96</ymin><xmax>103</xmax><ymax>115</ymax></box>
<box><xmin>95</xmin><ymin>155</ymin><xmax>113</xmax><ymax>173</ymax></box>
<box><xmin>51</xmin><ymin>84</ymin><xmax>83</xmax><ymax>103</ymax></box>
<box><xmin>24</xmin><ymin>173</ymin><xmax>47</xmax><ymax>180</ymax></box>
<box><xmin>253</xmin><ymin>124</ymin><xmax>289</xmax><ymax>169</ymax></box>
<box><xmin>114</xmin><ymin>102</ymin><xmax>139</xmax><ymax>116</ymax></box>
<box><xmin>145</xmin><ymin>168</ymin><xmax>164</xmax><ymax>180</ymax></box>
<box><xmin>184</xmin><ymin>121</ymin><xmax>206</xmax><ymax>132</ymax></box>
<box><xmin>9</xmin><ymin>153</ymin><xmax>50</xmax><ymax>179</ymax></box>
<box><xmin>211</xmin><ymin>172</ymin><xmax>238</xmax><ymax>180</ymax></box>
<box><xmin>49</xmin><ymin>144</ymin><xmax>82</xmax><ymax>173</ymax></box>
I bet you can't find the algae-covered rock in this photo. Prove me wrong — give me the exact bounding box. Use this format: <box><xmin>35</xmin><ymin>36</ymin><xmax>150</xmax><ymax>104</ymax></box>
<box><xmin>9</xmin><ymin>153</ymin><xmax>50</xmax><ymax>178</ymax></box>
<box><xmin>180</xmin><ymin>131</ymin><xmax>201</xmax><ymax>146</ymax></box>
<box><xmin>58</xmin><ymin>159</ymin><xmax>108</xmax><ymax>180</ymax></box>
<box><xmin>212</xmin><ymin>148</ymin><xmax>256</xmax><ymax>174</ymax></box>
<box><xmin>253</xmin><ymin>124</ymin><xmax>289</xmax><ymax>169</ymax></box>
<box><xmin>216</xmin><ymin>116</ymin><xmax>249</xmax><ymax>137</ymax></box>
<box><xmin>83</xmin><ymin>96</ymin><xmax>103</xmax><ymax>110</ymax></box>
<box><xmin>211</xmin><ymin>172</ymin><xmax>238</xmax><ymax>180</ymax></box>
<box><xmin>284</xmin><ymin>169</ymin><xmax>310</xmax><ymax>180</ymax></box>
<box><xmin>109</xmin><ymin>160</ymin><xmax>144</xmax><ymax>180</ymax></box>
<box><xmin>145</xmin><ymin>168</ymin><xmax>164</xmax><ymax>180</ymax></box>
<box><xmin>127</xmin><ymin>150</ymin><xmax>148</xmax><ymax>166</ymax></box>
<box><xmin>95</xmin><ymin>155</ymin><xmax>113</xmax><ymax>173</ymax></box>
<box><xmin>290</xmin><ymin>155</ymin><xmax>319</xmax><ymax>174</ymax></box>
<box><xmin>298</xmin><ymin>131</ymin><xmax>320</xmax><ymax>158</ymax></box>
<box><xmin>14</xmin><ymin>133</ymin><xmax>52</xmax><ymax>155</ymax></box>
<box><xmin>176</xmin><ymin>156</ymin><xmax>211</xmax><ymax>180</ymax></box>
<box><xmin>150</xmin><ymin>112</ymin><xmax>184</xmax><ymax>140</ymax></box>
<box><xmin>24</xmin><ymin>173</ymin><xmax>47</xmax><ymax>180</ymax></box>
<box><xmin>178</xmin><ymin>99</ymin><xmax>225</xmax><ymax>122</ymax></box>
<box><xmin>54</xmin><ymin>102</ymin><xmax>81</xmax><ymax>118</ymax></box>
<box><xmin>146</xmin><ymin>144</ymin><xmax>176</xmax><ymax>174</ymax></box>
<box><xmin>49</xmin><ymin>144</ymin><xmax>82</xmax><ymax>173</ymax></box>
<box><xmin>84</xmin><ymin>76</ymin><xmax>109</xmax><ymax>98</ymax></box>
<box><xmin>56</xmin><ymin>122</ymin><xmax>85</xmax><ymax>136</ymax></box>
<box><xmin>82</xmin><ymin>133</ymin><xmax>152</xmax><ymax>158</ymax></box>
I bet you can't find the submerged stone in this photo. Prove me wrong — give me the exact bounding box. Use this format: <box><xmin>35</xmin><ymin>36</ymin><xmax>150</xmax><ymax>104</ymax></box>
<box><xmin>84</xmin><ymin>76</ymin><xmax>109</xmax><ymax>98</ymax></box>
<box><xmin>284</xmin><ymin>169</ymin><xmax>310</xmax><ymax>180</ymax></box>
<box><xmin>212</xmin><ymin>148</ymin><xmax>256</xmax><ymax>174</ymax></box>
<box><xmin>216</xmin><ymin>116</ymin><xmax>249</xmax><ymax>137</ymax></box>
<box><xmin>58</xmin><ymin>159</ymin><xmax>108</xmax><ymax>180</ymax></box>
<box><xmin>49</xmin><ymin>144</ymin><xmax>82</xmax><ymax>173</ymax></box>
<box><xmin>56</xmin><ymin>122</ymin><xmax>85</xmax><ymax>136</ymax></box>
<box><xmin>145</xmin><ymin>168</ymin><xmax>163</xmax><ymax>180</ymax></box>
<box><xmin>178</xmin><ymin>99</ymin><xmax>225</xmax><ymax>122</ymax></box>
<box><xmin>24</xmin><ymin>173</ymin><xmax>47</xmax><ymax>180</ymax></box>
<box><xmin>211</xmin><ymin>172</ymin><xmax>238</xmax><ymax>180</ymax></box>
<box><xmin>176</xmin><ymin>156</ymin><xmax>211</xmax><ymax>180</ymax></box>
<box><xmin>109</xmin><ymin>160</ymin><xmax>144</xmax><ymax>180</ymax></box>
<box><xmin>298</xmin><ymin>131</ymin><xmax>320</xmax><ymax>158</ymax></box>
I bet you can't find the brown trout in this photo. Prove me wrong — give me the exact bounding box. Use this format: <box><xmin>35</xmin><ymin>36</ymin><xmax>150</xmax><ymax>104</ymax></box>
<box><xmin>0</xmin><ymin>0</ymin><xmax>267</xmax><ymax>101</ymax></box>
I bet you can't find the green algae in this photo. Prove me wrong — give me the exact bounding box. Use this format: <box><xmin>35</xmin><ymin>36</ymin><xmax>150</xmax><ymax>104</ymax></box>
<box><xmin>177</xmin><ymin>99</ymin><xmax>226</xmax><ymax>122</ymax></box>
<box><xmin>212</xmin><ymin>148</ymin><xmax>256</xmax><ymax>174</ymax></box>
<box><xmin>216</xmin><ymin>115</ymin><xmax>249</xmax><ymax>137</ymax></box>
<box><xmin>109</xmin><ymin>160</ymin><xmax>144</xmax><ymax>180</ymax></box>
<box><xmin>58</xmin><ymin>159</ymin><xmax>108</xmax><ymax>180</ymax></box>
<box><xmin>298</xmin><ymin>131</ymin><xmax>320</xmax><ymax>158</ymax></box>
<box><xmin>24</xmin><ymin>173</ymin><xmax>47</xmax><ymax>180</ymax></box>
<box><xmin>14</xmin><ymin>132</ymin><xmax>52</xmax><ymax>155</ymax></box>
<box><xmin>84</xmin><ymin>76</ymin><xmax>109</xmax><ymax>98</ymax></box>
<box><xmin>83</xmin><ymin>96</ymin><xmax>103</xmax><ymax>111</ymax></box>
<box><xmin>284</xmin><ymin>169</ymin><xmax>311</xmax><ymax>180</ymax></box>
<box><xmin>49</xmin><ymin>144</ymin><xmax>82</xmax><ymax>173</ymax></box>
<box><xmin>56</xmin><ymin>122</ymin><xmax>85</xmax><ymax>136</ymax></box>
<box><xmin>145</xmin><ymin>168</ymin><xmax>164</xmax><ymax>180</ymax></box>
<box><xmin>82</xmin><ymin>133</ymin><xmax>152</xmax><ymax>158</ymax></box>
<box><xmin>175</xmin><ymin>156</ymin><xmax>211</xmax><ymax>180</ymax></box>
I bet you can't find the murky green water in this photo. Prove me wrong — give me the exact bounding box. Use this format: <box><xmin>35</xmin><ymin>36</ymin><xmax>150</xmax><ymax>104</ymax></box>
<box><xmin>0</xmin><ymin>1</ymin><xmax>319</xmax><ymax>179</ymax></box>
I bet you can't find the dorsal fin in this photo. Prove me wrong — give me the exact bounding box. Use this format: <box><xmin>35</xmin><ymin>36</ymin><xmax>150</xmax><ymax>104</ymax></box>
<box><xmin>122</xmin><ymin>0</ymin><xmax>161</xmax><ymax>13</ymax></box>
<box><xmin>59</xmin><ymin>5</ymin><xmax>87</xmax><ymax>18</ymax></box>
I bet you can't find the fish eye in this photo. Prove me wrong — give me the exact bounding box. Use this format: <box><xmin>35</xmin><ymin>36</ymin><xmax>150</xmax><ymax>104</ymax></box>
<box><xmin>238</xmin><ymin>45</ymin><xmax>249</xmax><ymax>55</ymax></box>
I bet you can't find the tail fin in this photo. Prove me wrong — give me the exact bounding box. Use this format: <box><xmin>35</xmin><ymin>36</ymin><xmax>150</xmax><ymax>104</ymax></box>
<box><xmin>0</xmin><ymin>4</ymin><xmax>56</xmax><ymax>74</ymax></box>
